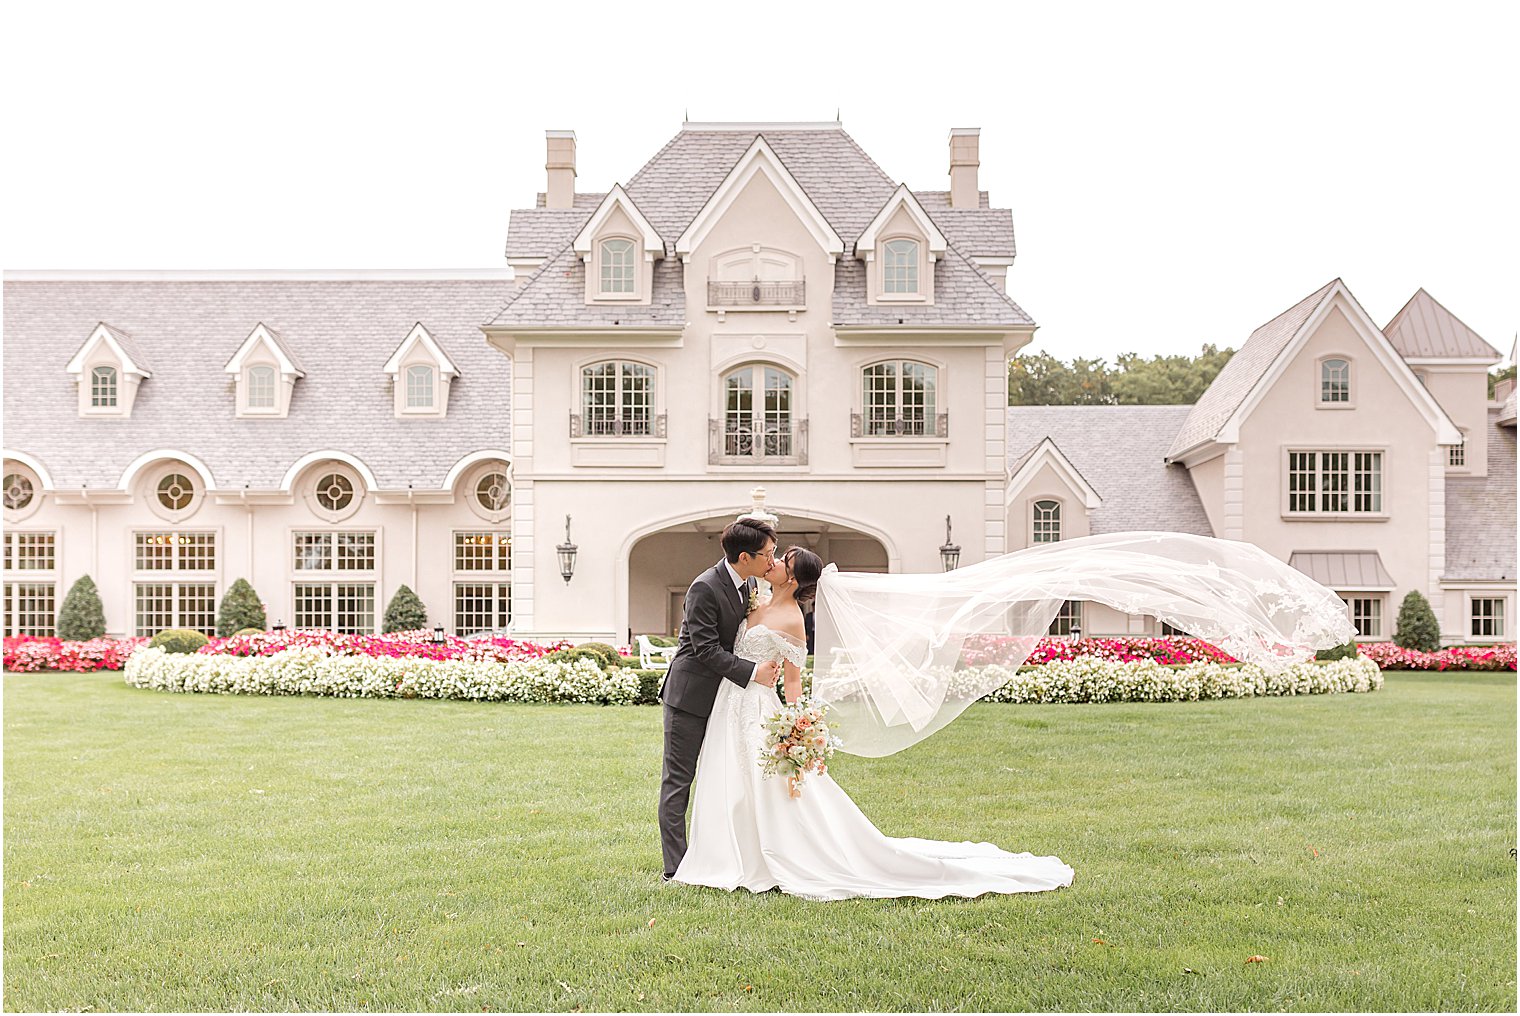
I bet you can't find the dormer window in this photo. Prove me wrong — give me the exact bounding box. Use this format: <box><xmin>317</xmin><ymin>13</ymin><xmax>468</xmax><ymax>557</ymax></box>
<box><xmin>1320</xmin><ymin>358</ymin><xmax>1351</xmax><ymax>404</ymax></box>
<box><xmin>66</xmin><ymin>323</ymin><xmax>152</xmax><ymax>417</ymax></box>
<box><xmin>883</xmin><ymin>239</ymin><xmax>920</xmax><ymax>294</ymax></box>
<box><xmin>91</xmin><ymin>366</ymin><xmax>119</xmax><ymax>407</ymax></box>
<box><xmin>383</xmin><ymin>323</ymin><xmax>459</xmax><ymax>418</ymax></box>
<box><xmin>246</xmin><ymin>365</ymin><xmax>277</xmax><ymax>409</ymax></box>
<box><xmin>600</xmin><ymin>239</ymin><xmax>636</xmax><ymax>294</ymax></box>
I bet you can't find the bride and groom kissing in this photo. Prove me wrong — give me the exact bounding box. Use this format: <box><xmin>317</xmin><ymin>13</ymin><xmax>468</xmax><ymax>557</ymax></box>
<box><xmin>656</xmin><ymin>516</ymin><xmax>1076</xmax><ymax>902</ymax></box>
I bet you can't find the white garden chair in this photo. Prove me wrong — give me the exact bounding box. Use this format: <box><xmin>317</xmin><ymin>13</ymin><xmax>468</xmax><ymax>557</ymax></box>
<box><xmin>637</xmin><ymin>634</ymin><xmax>678</xmax><ymax>669</ymax></box>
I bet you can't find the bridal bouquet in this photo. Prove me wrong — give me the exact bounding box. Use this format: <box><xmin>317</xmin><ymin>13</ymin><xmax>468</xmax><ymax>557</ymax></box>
<box><xmin>758</xmin><ymin>697</ymin><xmax>842</xmax><ymax>798</ymax></box>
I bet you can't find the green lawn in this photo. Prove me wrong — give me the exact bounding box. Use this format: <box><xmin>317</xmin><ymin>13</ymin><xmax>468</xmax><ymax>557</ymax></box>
<box><xmin>4</xmin><ymin>670</ymin><xmax>1515</xmax><ymax>1012</ymax></box>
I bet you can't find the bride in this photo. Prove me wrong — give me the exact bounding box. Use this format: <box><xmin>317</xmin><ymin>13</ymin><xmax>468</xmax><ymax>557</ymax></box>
<box><xmin>671</xmin><ymin>546</ymin><xmax>1076</xmax><ymax>901</ymax></box>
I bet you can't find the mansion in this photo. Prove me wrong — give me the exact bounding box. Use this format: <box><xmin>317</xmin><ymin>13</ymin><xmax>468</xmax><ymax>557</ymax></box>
<box><xmin>3</xmin><ymin>121</ymin><xmax>1514</xmax><ymax>646</ymax></box>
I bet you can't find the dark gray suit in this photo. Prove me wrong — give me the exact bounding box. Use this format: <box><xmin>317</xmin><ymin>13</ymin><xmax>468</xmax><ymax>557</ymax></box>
<box><xmin>658</xmin><ymin>560</ymin><xmax>756</xmax><ymax>877</ymax></box>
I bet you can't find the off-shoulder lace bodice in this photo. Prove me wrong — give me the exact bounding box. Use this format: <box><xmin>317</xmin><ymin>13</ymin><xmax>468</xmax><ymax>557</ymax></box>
<box><xmin>733</xmin><ymin>620</ymin><xmax>808</xmax><ymax>669</ymax></box>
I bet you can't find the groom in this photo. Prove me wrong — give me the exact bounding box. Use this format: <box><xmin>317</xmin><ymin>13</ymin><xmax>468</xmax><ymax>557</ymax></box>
<box><xmin>657</xmin><ymin>517</ymin><xmax>781</xmax><ymax>880</ymax></box>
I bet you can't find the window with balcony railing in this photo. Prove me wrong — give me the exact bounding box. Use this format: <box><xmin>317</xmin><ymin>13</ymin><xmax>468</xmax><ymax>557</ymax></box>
<box><xmin>575</xmin><ymin>360</ymin><xmax>660</xmax><ymax>437</ymax></box>
<box><xmin>711</xmin><ymin>364</ymin><xmax>805</xmax><ymax>464</ymax></box>
<box><xmin>855</xmin><ymin>360</ymin><xmax>945</xmax><ymax>437</ymax></box>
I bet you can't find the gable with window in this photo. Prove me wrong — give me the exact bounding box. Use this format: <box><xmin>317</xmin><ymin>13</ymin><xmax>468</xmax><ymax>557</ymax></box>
<box><xmin>572</xmin><ymin>184</ymin><xmax>664</xmax><ymax>304</ymax></box>
<box><xmin>223</xmin><ymin>323</ymin><xmax>305</xmax><ymax>418</ymax></box>
<box><xmin>854</xmin><ymin>184</ymin><xmax>946</xmax><ymax>305</ymax></box>
<box><xmin>65</xmin><ymin>323</ymin><xmax>152</xmax><ymax>417</ymax></box>
<box><xmin>382</xmin><ymin>323</ymin><xmax>460</xmax><ymax>417</ymax></box>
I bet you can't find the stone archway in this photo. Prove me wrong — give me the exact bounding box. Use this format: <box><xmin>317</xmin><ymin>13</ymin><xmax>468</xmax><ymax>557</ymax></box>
<box><xmin>626</xmin><ymin>513</ymin><xmax>888</xmax><ymax>640</ymax></box>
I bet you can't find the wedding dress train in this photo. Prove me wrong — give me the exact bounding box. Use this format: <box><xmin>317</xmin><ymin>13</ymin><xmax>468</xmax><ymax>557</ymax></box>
<box><xmin>671</xmin><ymin>621</ymin><xmax>1074</xmax><ymax>901</ymax></box>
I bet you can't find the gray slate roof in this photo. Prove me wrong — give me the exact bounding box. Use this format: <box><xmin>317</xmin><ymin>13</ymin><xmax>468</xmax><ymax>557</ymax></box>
<box><xmin>1444</xmin><ymin>407</ymin><xmax>1517</xmax><ymax>581</ymax></box>
<box><xmin>1007</xmin><ymin>405</ymin><xmax>1214</xmax><ymax>537</ymax></box>
<box><xmin>94</xmin><ymin>322</ymin><xmax>154</xmax><ymax>374</ymax></box>
<box><xmin>495</xmin><ymin>126</ymin><xmax>1030</xmax><ymax>330</ymax></box>
<box><xmin>1167</xmin><ymin>279</ymin><xmax>1339</xmax><ymax>459</ymax></box>
<box><xmin>4</xmin><ymin>278</ymin><xmax>513</xmax><ymax>490</ymax></box>
<box><xmin>1383</xmin><ymin>288</ymin><xmax>1501</xmax><ymax>360</ymax></box>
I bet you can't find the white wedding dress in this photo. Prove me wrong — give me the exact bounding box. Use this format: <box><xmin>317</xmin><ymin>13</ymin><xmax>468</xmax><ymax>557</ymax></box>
<box><xmin>672</xmin><ymin>620</ymin><xmax>1075</xmax><ymax>901</ymax></box>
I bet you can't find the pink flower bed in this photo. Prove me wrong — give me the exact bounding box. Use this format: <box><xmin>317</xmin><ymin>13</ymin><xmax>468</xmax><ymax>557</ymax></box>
<box><xmin>1358</xmin><ymin>642</ymin><xmax>1516</xmax><ymax>672</ymax></box>
<box><xmin>962</xmin><ymin>635</ymin><xmax>1239</xmax><ymax>668</ymax></box>
<box><xmin>198</xmin><ymin>629</ymin><xmax>574</xmax><ymax>664</ymax></box>
<box><xmin>3</xmin><ymin>635</ymin><xmax>152</xmax><ymax>673</ymax></box>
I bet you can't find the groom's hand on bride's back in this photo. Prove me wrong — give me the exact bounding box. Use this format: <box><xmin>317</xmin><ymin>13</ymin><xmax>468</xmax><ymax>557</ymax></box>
<box><xmin>753</xmin><ymin>660</ymin><xmax>780</xmax><ymax>688</ymax></box>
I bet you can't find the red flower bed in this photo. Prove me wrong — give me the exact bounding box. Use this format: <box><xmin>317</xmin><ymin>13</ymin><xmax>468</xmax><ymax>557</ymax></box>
<box><xmin>197</xmin><ymin>629</ymin><xmax>574</xmax><ymax>663</ymax></box>
<box><xmin>961</xmin><ymin>635</ymin><xmax>1238</xmax><ymax>668</ymax></box>
<box><xmin>3</xmin><ymin>635</ymin><xmax>151</xmax><ymax>673</ymax></box>
<box><xmin>1358</xmin><ymin>642</ymin><xmax>1516</xmax><ymax>672</ymax></box>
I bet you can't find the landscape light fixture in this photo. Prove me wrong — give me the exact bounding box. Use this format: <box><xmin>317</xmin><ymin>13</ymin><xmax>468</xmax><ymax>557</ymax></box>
<box><xmin>939</xmin><ymin>515</ymin><xmax>961</xmax><ymax>572</ymax></box>
<box><xmin>557</xmin><ymin>514</ymin><xmax>578</xmax><ymax>584</ymax></box>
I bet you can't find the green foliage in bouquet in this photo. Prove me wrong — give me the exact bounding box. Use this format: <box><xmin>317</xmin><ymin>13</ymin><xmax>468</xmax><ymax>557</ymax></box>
<box><xmin>215</xmin><ymin>578</ymin><xmax>267</xmax><ymax>636</ymax></box>
<box><xmin>382</xmin><ymin>584</ymin><xmax>429</xmax><ymax>633</ymax></box>
<box><xmin>149</xmin><ymin>628</ymin><xmax>210</xmax><ymax>654</ymax></box>
<box><xmin>1393</xmin><ymin>590</ymin><xmax>1441</xmax><ymax>653</ymax></box>
<box><xmin>56</xmin><ymin>574</ymin><xmax>107</xmax><ymax>641</ymax></box>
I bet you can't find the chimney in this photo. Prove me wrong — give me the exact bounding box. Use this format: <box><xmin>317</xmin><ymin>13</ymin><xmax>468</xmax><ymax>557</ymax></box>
<box><xmin>948</xmin><ymin>127</ymin><xmax>980</xmax><ymax>209</ymax></box>
<box><xmin>1496</xmin><ymin>376</ymin><xmax>1516</xmax><ymax>403</ymax></box>
<box><xmin>545</xmin><ymin>130</ymin><xmax>576</xmax><ymax>209</ymax></box>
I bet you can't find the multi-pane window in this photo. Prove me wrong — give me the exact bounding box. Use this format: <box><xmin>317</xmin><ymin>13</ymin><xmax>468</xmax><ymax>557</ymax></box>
<box><xmin>883</xmin><ymin>238</ymin><xmax>919</xmax><ymax>294</ymax></box>
<box><xmin>862</xmin><ymin>360</ymin><xmax>938</xmax><ymax>436</ymax></box>
<box><xmin>1342</xmin><ymin>596</ymin><xmax>1382</xmax><ymax>638</ymax></box>
<box><xmin>315</xmin><ymin>473</ymin><xmax>355</xmax><ymax>511</ymax></box>
<box><xmin>293</xmin><ymin>583</ymin><xmax>375</xmax><ymax>633</ymax></box>
<box><xmin>581</xmin><ymin>360</ymin><xmax>653</xmax><ymax>436</ymax></box>
<box><xmin>599</xmin><ymin>238</ymin><xmax>636</xmax><ymax>294</ymax></box>
<box><xmin>1320</xmin><ymin>359</ymin><xmax>1350</xmax><ymax>403</ymax></box>
<box><xmin>475</xmin><ymin>471</ymin><xmax>510</xmax><ymax>513</ymax></box>
<box><xmin>1160</xmin><ymin>620</ymin><xmax>1190</xmax><ymax>637</ymax></box>
<box><xmin>91</xmin><ymin>365</ymin><xmax>118</xmax><ymax>407</ymax></box>
<box><xmin>247</xmin><ymin>365</ymin><xmax>277</xmax><ymax>408</ymax></box>
<box><xmin>1287</xmin><ymin>451</ymin><xmax>1383</xmax><ymax>514</ymax></box>
<box><xmin>134</xmin><ymin>582</ymin><xmax>216</xmax><ymax>636</ymax></box>
<box><xmin>293</xmin><ymin>531</ymin><xmax>375</xmax><ymax>571</ymax></box>
<box><xmin>4</xmin><ymin>583</ymin><xmax>56</xmax><ymax>636</ymax></box>
<box><xmin>1449</xmin><ymin>436</ymin><xmax>1466</xmax><ymax>467</ymax></box>
<box><xmin>134</xmin><ymin>532</ymin><xmax>215</xmax><ymax>571</ymax></box>
<box><xmin>156</xmin><ymin>473</ymin><xmax>195</xmax><ymax>511</ymax></box>
<box><xmin>455</xmin><ymin>532</ymin><xmax>511</xmax><ymax>571</ymax></box>
<box><xmin>3</xmin><ymin>473</ymin><xmax>35</xmax><ymax>510</ymax></box>
<box><xmin>1471</xmin><ymin>598</ymin><xmax>1505</xmax><ymax>639</ymax></box>
<box><xmin>1048</xmin><ymin>600</ymin><xmax>1083</xmax><ymax>637</ymax></box>
<box><xmin>455</xmin><ymin>583</ymin><xmax>510</xmax><ymax>636</ymax></box>
<box><xmin>1032</xmin><ymin>500</ymin><xmax>1061</xmax><ymax>543</ymax></box>
<box><xmin>5</xmin><ymin>532</ymin><xmax>56</xmax><ymax>571</ymax></box>
<box><xmin>723</xmin><ymin>365</ymin><xmax>794</xmax><ymax>458</ymax></box>
<box><xmin>405</xmin><ymin>365</ymin><xmax>435</xmax><ymax>408</ymax></box>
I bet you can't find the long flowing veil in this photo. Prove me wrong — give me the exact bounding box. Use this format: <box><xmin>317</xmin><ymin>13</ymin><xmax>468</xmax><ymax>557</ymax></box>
<box><xmin>811</xmin><ymin>531</ymin><xmax>1358</xmax><ymax>757</ymax></box>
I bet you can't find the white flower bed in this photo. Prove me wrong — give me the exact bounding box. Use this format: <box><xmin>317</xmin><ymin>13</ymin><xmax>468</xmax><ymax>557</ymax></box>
<box><xmin>977</xmin><ymin>655</ymin><xmax>1382</xmax><ymax>704</ymax></box>
<box><xmin>123</xmin><ymin>647</ymin><xmax>641</xmax><ymax>705</ymax></box>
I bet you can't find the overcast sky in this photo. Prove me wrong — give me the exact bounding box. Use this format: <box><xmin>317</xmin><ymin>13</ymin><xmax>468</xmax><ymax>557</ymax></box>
<box><xmin>2</xmin><ymin>1</ymin><xmax>1514</xmax><ymax>364</ymax></box>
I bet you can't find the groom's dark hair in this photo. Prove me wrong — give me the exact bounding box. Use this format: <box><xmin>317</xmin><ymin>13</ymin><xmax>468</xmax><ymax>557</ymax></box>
<box><xmin>721</xmin><ymin>518</ymin><xmax>776</xmax><ymax>563</ymax></box>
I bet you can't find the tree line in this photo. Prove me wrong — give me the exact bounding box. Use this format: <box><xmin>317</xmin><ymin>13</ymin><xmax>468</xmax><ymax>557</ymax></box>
<box><xmin>1007</xmin><ymin>345</ymin><xmax>1235</xmax><ymax>405</ymax></box>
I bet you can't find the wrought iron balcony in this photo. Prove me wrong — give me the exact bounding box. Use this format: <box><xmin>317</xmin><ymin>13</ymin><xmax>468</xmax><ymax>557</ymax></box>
<box><xmin>849</xmin><ymin>412</ymin><xmax>949</xmax><ymax>438</ymax></box>
<box><xmin>707</xmin><ymin>279</ymin><xmax>805</xmax><ymax>307</ymax></box>
<box><xmin>569</xmin><ymin>412</ymin><xmax>667</xmax><ymax>439</ymax></box>
<box><xmin>708</xmin><ymin>418</ymin><xmax>808</xmax><ymax>465</ymax></box>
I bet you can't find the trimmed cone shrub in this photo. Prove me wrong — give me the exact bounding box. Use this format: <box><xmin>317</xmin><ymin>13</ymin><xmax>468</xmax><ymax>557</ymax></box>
<box><xmin>382</xmin><ymin>584</ymin><xmax>429</xmax><ymax>633</ymax></box>
<box><xmin>577</xmin><ymin>642</ymin><xmax>625</xmax><ymax>669</ymax></box>
<box><xmin>56</xmin><ymin>575</ymin><xmax>107</xmax><ymax>641</ymax></box>
<box><xmin>216</xmin><ymin>578</ymin><xmax>267</xmax><ymax>636</ymax></box>
<box><xmin>149</xmin><ymin>628</ymin><xmax>209</xmax><ymax>654</ymax></box>
<box><xmin>1394</xmin><ymin>590</ymin><xmax>1441</xmax><ymax>653</ymax></box>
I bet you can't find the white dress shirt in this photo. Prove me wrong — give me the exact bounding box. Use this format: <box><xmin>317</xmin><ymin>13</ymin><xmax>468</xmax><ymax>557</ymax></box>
<box><xmin>722</xmin><ymin>559</ymin><xmax>762</xmax><ymax>682</ymax></box>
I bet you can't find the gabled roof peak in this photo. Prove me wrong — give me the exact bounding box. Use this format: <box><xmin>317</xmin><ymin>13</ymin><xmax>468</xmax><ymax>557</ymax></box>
<box><xmin>571</xmin><ymin>184</ymin><xmax>663</xmax><ymax>258</ymax></box>
<box><xmin>1383</xmin><ymin>287</ymin><xmax>1500</xmax><ymax>361</ymax></box>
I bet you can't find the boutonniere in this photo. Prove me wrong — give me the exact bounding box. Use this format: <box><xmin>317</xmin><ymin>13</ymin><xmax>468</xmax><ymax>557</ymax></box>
<box><xmin>747</xmin><ymin>586</ymin><xmax>760</xmax><ymax>614</ymax></box>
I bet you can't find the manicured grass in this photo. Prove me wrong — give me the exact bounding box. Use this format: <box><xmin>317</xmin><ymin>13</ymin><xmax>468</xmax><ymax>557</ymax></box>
<box><xmin>4</xmin><ymin>670</ymin><xmax>1515</xmax><ymax>1012</ymax></box>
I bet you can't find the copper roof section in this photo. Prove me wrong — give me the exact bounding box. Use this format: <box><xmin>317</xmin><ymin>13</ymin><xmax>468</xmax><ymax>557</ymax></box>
<box><xmin>1288</xmin><ymin>551</ymin><xmax>1396</xmax><ymax>589</ymax></box>
<box><xmin>1382</xmin><ymin>288</ymin><xmax>1500</xmax><ymax>360</ymax></box>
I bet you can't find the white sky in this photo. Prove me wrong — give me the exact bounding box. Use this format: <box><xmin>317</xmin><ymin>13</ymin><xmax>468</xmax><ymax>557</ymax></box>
<box><xmin>2</xmin><ymin>0</ymin><xmax>1515</xmax><ymax>364</ymax></box>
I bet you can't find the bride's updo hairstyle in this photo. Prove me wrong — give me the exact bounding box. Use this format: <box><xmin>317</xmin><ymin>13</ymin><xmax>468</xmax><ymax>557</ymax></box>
<box><xmin>782</xmin><ymin>547</ymin><xmax>824</xmax><ymax>607</ymax></box>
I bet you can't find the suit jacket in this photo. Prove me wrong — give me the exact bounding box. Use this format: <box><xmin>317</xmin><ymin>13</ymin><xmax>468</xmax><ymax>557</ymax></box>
<box><xmin>659</xmin><ymin>561</ymin><xmax>756</xmax><ymax>718</ymax></box>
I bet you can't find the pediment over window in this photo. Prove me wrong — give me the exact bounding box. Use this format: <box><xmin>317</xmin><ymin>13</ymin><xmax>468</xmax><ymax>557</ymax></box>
<box><xmin>382</xmin><ymin>323</ymin><xmax>460</xmax><ymax>417</ymax></box>
<box><xmin>573</xmin><ymin>185</ymin><xmax>664</xmax><ymax>305</ymax></box>
<box><xmin>223</xmin><ymin>323</ymin><xmax>305</xmax><ymax>418</ymax></box>
<box><xmin>855</xmin><ymin>184</ymin><xmax>948</xmax><ymax>261</ymax></box>
<box><xmin>855</xmin><ymin>186</ymin><xmax>947</xmax><ymax>304</ymax></box>
<box><xmin>64</xmin><ymin>323</ymin><xmax>153</xmax><ymax>417</ymax></box>
<box><xmin>1005</xmin><ymin>437</ymin><xmax>1101</xmax><ymax>509</ymax></box>
<box><xmin>571</xmin><ymin>184</ymin><xmax>663</xmax><ymax>260</ymax></box>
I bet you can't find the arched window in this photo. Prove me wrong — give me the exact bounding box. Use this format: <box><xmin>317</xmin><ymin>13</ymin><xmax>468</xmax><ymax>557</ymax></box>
<box><xmin>580</xmin><ymin>360</ymin><xmax>654</xmax><ymax>436</ymax></box>
<box><xmin>600</xmin><ymin>238</ymin><xmax>636</xmax><ymax>294</ymax></box>
<box><xmin>91</xmin><ymin>365</ymin><xmax>118</xmax><ymax>407</ymax></box>
<box><xmin>861</xmin><ymin>360</ymin><xmax>939</xmax><ymax>436</ymax></box>
<box><xmin>406</xmin><ymin>365</ymin><xmax>435</xmax><ymax>409</ymax></box>
<box><xmin>1320</xmin><ymin>358</ymin><xmax>1350</xmax><ymax>403</ymax></box>
<box><xmin>883</xmin><ymin>238</ymin><xmax>920</xmax><ymax>294</ymax></box>
<box><xmin>247</xmin><ymin>365</ymin><xmax>277</xmax><ymax>409</ymax></box>
<box><xmin>723</xmin><ymin>365</ymin><xmax>795</xmax><ymax>459</ymax></box>
<box><xmin>1032</xmin><ymin>500</ymin><xmax>1062</xmax><ymax>543</ymax></box>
